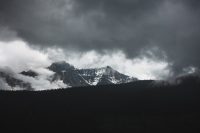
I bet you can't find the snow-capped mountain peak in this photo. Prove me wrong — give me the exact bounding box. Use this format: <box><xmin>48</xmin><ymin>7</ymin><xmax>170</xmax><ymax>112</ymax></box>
<box><xmin>47</xmin><ymin>61</ymin><xmax>137</xmax><ymax>86</ymax></box>
<box><xmin>0</xmin><ymin>61</ymin><xmax>137</xmax><ymax>90</ymax></box>
<box><xmin>77</xmin><ymin>65</ymin><xmax>137</xmax><ymax>86</ymax></box>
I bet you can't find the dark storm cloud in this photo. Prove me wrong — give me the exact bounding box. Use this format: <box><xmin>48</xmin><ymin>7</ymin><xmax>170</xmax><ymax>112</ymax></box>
<box><xmin>0</xmin><ymin>0</ymin><xmax>200</xmax><ymax>74</ymax></box>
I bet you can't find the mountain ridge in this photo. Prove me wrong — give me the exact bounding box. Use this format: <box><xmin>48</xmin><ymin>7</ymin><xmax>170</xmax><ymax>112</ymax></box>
<box><xmin>48</xmin><ymin>61</ymin><xmax>137</xmax><ymax>87</ymax></box>
<box><xmin>0</xmin><ymin>61</ymin><xmax>137</xmax><ymax>90</ymax></box>
<box><xmin>1</xmin><ymin>61</ymin><xmax>200</xmax><ymax>91</ymax></box>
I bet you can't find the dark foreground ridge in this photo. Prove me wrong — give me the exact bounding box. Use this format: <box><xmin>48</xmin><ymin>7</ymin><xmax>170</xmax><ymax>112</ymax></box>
<box><xmin>0</xmin><ymin>80</ymin><xmax>200</xmax><ymax>133</ymax></box>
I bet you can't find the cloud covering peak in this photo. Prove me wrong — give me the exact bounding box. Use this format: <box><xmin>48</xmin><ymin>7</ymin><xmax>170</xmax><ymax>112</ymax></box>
<box><xmin>0</xmin><ymin>0</ymin><xmax>200</xmax><ymax>77</ymax></box>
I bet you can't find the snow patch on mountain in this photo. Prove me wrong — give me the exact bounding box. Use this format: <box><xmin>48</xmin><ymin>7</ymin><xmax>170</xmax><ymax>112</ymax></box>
<box><xmin>0</xmin><ymin>61</ymin><xmax>137</xmax><ymax>90</ymax></box>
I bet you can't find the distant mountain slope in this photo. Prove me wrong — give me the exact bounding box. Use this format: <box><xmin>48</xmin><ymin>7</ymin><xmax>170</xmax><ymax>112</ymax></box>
<box><xmin>0</xmin><ymin>61</ymin><xmax>137</xmax><ymax>90</ymax></box>
<box><xmin>1</xmin><ymin>61</ymin><xmax>200</xmax><ymax>91</ymax></box>
<box><xmin>48</xmin><ymin>61</ymin><xmax>137</xmax><ymax>87</ymax></box>
<box><xmin>0</xmin><ymin>71</ymin><xmax>33</xmax><ymax>90</ymax></box>
<box><xmin>20</xmin><ymin>70</ymin><xmax>38</xmax><ymax>78</ymax></box>
<box><xmin>77</xmin><ymin>66</ymin><xmax>137</xmax><ymax>85</ymax></box>
<box><xmin>48</xmin><ymin>61</ymin><xmax>89</xmax><ymax>87</ymax></box>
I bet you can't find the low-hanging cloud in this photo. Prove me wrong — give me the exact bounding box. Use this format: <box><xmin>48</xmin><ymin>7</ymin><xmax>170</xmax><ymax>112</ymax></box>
<box><xmin>17</xmin><ymin>68</ymin><xmax>68</xmax><ymax>90</ymax></box>
<box><xmin>0</xmin><ymin>78</ymin><xmax>12</xmax><ymax>90</ymax></box>
<box><xmin>0</xmin><ymin>40</ymin><xmax>68</xmax><ymax>90</ymax></box>
<box><xmin>0</xmin><ymin>0</ymin><xmax>200</xmax><ymax>75</ymax></box>
<box><xmin>0</xmin><ymin>39</ymin><xmax>172</xmax><ymax>91</ymax></box>
<box><xmin>0</xmin><ymin>40</ymin><xmax>51</xmax><ymax>72</ymax></box>
<box><xmin>47</xmin><ymin>48</ymin><xmax>172</xmax><ymax>80</ymax></box>
<box><xmin>0</xmin><ymin>39</ymin><xmax>171</xmax><ymax>80</ymax></box>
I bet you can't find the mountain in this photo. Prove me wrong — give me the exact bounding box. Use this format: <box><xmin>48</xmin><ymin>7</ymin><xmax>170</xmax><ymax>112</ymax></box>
<box><xmin>0</xmin><ymin>61</ymin><xmax>137</xmax><ymax>90</ymax></box>
<box><xmin>0</xmin><ymin>71</ymin><xmax>33</xmax><ymax>90</ymax></box>
<box><xmin>48</xmin><ymin>61</ymin><xmax>90</xmax><ymax>87</ymax></box>
<box><xmin>20</xmin><ymin>70</ymin><xmax>38</xmax><ymax>78</ymax></box>
<box><xmin>77</xmin><ymin>66</ymin><xmax>137</xmax><ymax>85</ymax></box>
<box><xmin>6</xmin><ymin>61</ymin><xmax>200</xmax><ymax>90</ymax></box>
<box><xmin>48</xmin><ymin>61</ymin><xmax>137</xmax><ymax>87</ymax></box>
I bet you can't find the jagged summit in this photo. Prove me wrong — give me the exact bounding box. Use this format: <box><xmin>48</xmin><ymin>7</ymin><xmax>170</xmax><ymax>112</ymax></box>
<box><xmin>46</xmin><ymin>61</ymin><xmax>137</xmax><ymax>87</ymax></box>
<box><xmin>1</xmin><ymin>61</ymin><xmax>137</xmax><ymax>90</ymax></box>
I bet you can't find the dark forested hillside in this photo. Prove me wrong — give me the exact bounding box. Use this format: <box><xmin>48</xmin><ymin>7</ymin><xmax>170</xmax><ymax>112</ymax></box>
<box><xmin>0</xmin><ymin>80</ymin><xmax>200</xmax><ymax>133</ymax></box>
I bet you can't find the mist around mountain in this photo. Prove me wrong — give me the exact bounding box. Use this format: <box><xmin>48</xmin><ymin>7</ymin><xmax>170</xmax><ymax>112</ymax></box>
<box><xmin>1</xmin><ymin>62</ymin><xmax>200</xmax><ymax>132</ymax></box>
<box><xmin>1</xmin><ymin>61</ymin><xmax>200</xmax><ymax>91</ymax></box>
<box><xmin>0</xmin><ymin>71</ymin><xmax>33</xmax><ymax>90</ymax></box>
<box><xmin>0</xmin><ymin>61</ymin><xmax>137</xmax><ymax>90</ymax></box>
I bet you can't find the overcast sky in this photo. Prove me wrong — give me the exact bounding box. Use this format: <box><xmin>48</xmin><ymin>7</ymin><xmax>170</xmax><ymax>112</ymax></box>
<box><xmin>0</xmin><ymin>0</ymin><xmax>200</xmax><ymax>80</ymax></box>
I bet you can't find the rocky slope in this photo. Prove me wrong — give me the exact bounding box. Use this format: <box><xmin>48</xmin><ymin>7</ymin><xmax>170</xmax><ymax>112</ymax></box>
<box><xmin>0</xmin><ymin>61</ymin><xmax>137</xmax><ymax>90</ymax></box>
<box><xmin>48</xmin><ymin>61</ymin><xmax>137</xmax><ymax>87</ymax></box>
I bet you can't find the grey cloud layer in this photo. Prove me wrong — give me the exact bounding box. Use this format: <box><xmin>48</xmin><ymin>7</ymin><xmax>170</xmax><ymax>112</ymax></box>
<box><xmin>0</xmin><ymin>0</ymin><xmax>200</xmax><ymax>74</ymax></box>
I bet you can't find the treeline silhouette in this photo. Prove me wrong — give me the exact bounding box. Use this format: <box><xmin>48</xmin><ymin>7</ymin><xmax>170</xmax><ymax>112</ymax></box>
<box><xmin>0</xmin><ymin>80</ymin><xmax>200</xmax><ymax>133</ymax></box>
